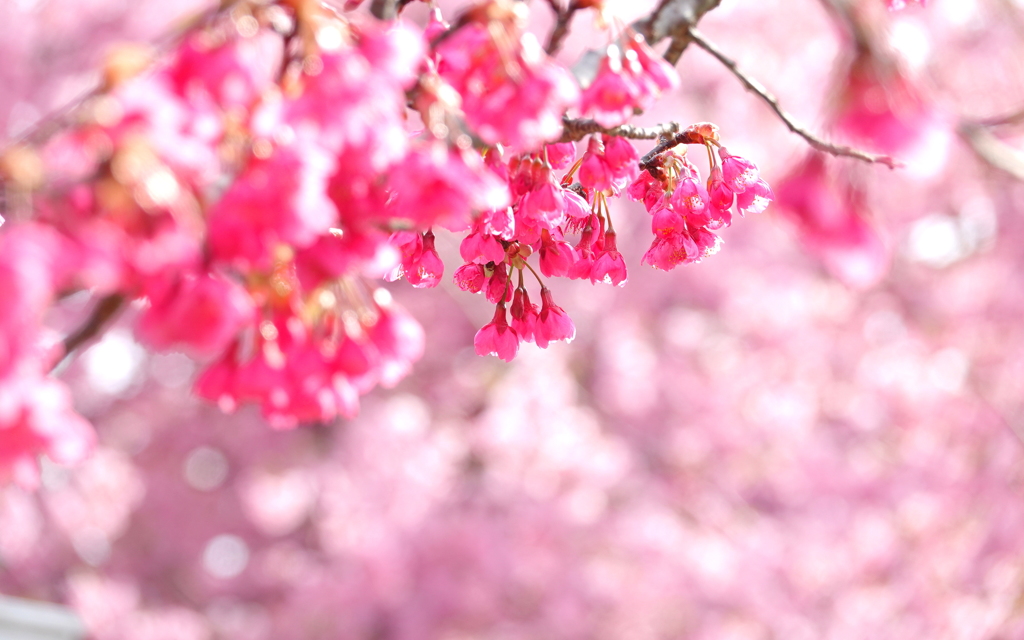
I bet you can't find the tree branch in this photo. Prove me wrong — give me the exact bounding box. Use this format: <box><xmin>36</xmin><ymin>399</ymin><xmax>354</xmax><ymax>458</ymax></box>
<box><xmin>960</xmin><ymin>123</ymin><xmax>1024</xmax><ymax>181</ymax></box>
<box><xmin>632</xmin><ymin>0</ymin><xmax>721</xmax><ymax>64</ymax></box>
<box><xmin>544</xmin><ymin>0</ymin><xmax>580</xmax><ymax>56</ymax></box>
<box><xmin>686</xmin><ymin>26</ymin><xmax>901</xmax><ymax>169</ymax></box>
<box><xmin>52</xmin><ymin>294</ymin><xmax>126</xmax><ymax>372</ymax></box>
<box><xmin>369</xmin><ymin>0</ymin><xmax>398</xmax><ymax>20</ymax></box>
<box><xmin>560</xmin><ymin>117</ymin><xmax>680</xmax><ymax>142</ymax></box>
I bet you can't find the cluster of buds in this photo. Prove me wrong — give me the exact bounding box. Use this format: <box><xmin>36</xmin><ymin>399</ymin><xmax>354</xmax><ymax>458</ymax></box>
<box><xmin>390</xmin><ymin>123</ymin><xmax>770</xmax><ymax>362</ymax></box>
<box><xmin>630</xmin><ymin>124</ymin><xmax>773</xmax><ymax>270</ymax></box>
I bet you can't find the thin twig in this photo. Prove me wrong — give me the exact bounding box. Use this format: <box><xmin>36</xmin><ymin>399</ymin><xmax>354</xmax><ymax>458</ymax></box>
<box><xmin>560</xmin><ymin>117</ymin><xmax>680</xmax><ymax>142</ymax></box>
<box><xmin>638</xmin><ymin>127</ymin><xmax>706</xmax><ymax>167</ymax></box>
<box><xmin>52</xmin><ymin>294</ymin><xmax>126</xmax><ymax>372</ymax></box>
<box><xmin>544</xmin><ymin>0</ymin><xmax>579</xmax><ymax>56</ymax></box>
<box><xmin>632</xmin><ymin>0</ymin><xmax>721</xmax><ymax>64</ymax></box>
<box><xmin>686</xmin><ymin>26</ymin><xmax>901</xmax><ymax>169</ymax></box>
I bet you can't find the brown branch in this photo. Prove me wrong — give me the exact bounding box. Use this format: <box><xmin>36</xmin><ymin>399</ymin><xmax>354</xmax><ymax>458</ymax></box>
<box><xmin>52</xmin><ymin>294</ymin><xmax>126</xmax><ymax>372</ymax></box>
<box><xmin>369</xmin><ymin>0</ymin><xmax>398</xmax><ymax>20</ymax></box>
<box><xmin>686</xmin><ymin>26</ymin><xmax>902</xmax><ymax>169</ymax></box>
<box><xmin>560</xmin><ymin>118</ymin><xmax>680</xmax><ymax>142</ymax></box>
<box><xmin>638</xmin><ymin>127</ymin><xmax>706</xmax><ymax>167</ymax></box>
<box><xmin>632</xmin><ymin>0</ymin><xmax>721</xmax><ymax>64</ymax></box>
<box><xmin>544</xmin><ymin>0</ymin><xmax>580</xmax><ymax>56</ymax></box>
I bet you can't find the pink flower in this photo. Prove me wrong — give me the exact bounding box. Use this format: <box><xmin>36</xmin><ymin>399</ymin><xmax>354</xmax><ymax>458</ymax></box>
<box><xmin>627</xmin><ymin>169</ymin><xmax>668</xmax><ymax>212</ymax></box>
<box><xmin>510</xmin><ymin>287</ymin><xmax>539</xmax><ymax>342</ymax></box>
<box><xmin>651</xmin><ymin>207</ymin><xmax>686</xmax><ymax>239</ymax></box>
<box><xmin>578</xmin><ymin>35</ymin><xmax>680</xmax><ymax>128</ymax></box>
<box><xmin>474</xmin><ymin>303</ymin><xmax>519</xmax><ymax>361</ymax></box>
<box><xmin>454</xmin><ymin>263</ymin><xmax>487</xmax><ymax>293</ymax></box>
<box><xmin>579</xmin><ymin>135</ymin><xmax>639</xmax><ymax>194</ymax></box>
<box><xmin>364</xmin><ymin>292</ymin><xmax>425</xmax><ymax>387</ymax></box>
<box><xmin>0</xmin><ymin>375</ymin><xmax>95</xmax><ymax>488</ymax></box>
<box><xmin>485</xmin><ymin>262</ymin><xmax>512</xmax><ymax>303</ymax></box>
<box><xmin>775</xmin><ymin>153</ymin><xmax>888</xmax><ymax>288</ymax></box>
<box><xmin>436</xmin><ymin>23</ymin><xmax>579</xmax><ymax>150</ymax></box>
<box><xmin>544</xmin><ymin>142</ymin><xmax>577</xmax><ymax>169</ymax></box>
<box><xmin>460</xmin><ymin>227</ymin><xmax>507</xmax><ymax>265</ymax></box>
<box><xmin>833</xmin><ymin>52</ymin><xmax>948</xmax><ymax>176</ymax></box>
<box><xmin>736</xmin><ymin>178</ymin><xmax>774</xmax><ymax>215</ymax></box>
<box><xmin>568</xmin><ymin>218</ymin><xmax>597</xmax><ymax>280</ymax></box>
<box><xmin>718</xmin><ymin>147</ymin><xmax>760</xmax><ymax>193</ymax></box>
<box><xmin>624</xmin><ymin>31</ymin><xmax>680</xmax><ymax>95</ymax></box>
<box><xmin>168</xmin><ymin>29</ymin><xmax>278</xmax><ymax>110</ymax></box>
<box><xmin>518</xmin><ymin>179</ymin><xmax>567</xmax><ymax>230</ymax></box>
<box><xmin>578</xmin><ymin>48</ymin><xmax>642</xmax><ymax>128</ymax></box>
<box><xmin>482</xmin><ymin>207</ymin><xmax>516</xmax><ymax>240</ymax></box>
<box><xmin>534</xmin><ymin>287</ymin><xmax>575</xmax><ymax>348</ymax></box>
<box><xmin>386</xmin><ymin>143</ymin><xmax>511</xmax><ymax>232</ymax></box>
<box><xmin>563</xmin><ymin>190</ymin><xmax>591</xmax><ymax>220</ymax></box>
<box><xmin>136</xmin><ymin>270</ymin><xmax>255</xmax><ymax>358</ymax></box>
<box><xmin>405</xmin><ymin>231</ymin><xmax>445</xmax><ymax>288</ymax></box>
<box><xmin>669</xmin><ymin>178</ymin><xmax>709</xmax><ymax>224</ymax></box>
<box><xmin>641</xmin><ymin>225</ymin><xmax>721</xmax><ymax>271</ymax></box>
<box><xmin>208</xmin><ymin>142</ymin><xmax>338</xmax><ymax>269</ymax></box>
<box><xmin>385</xmin><ymin>231</ymin><xmax>423</xmax><ymax>283</ymax></box>
<box><xmin>538</xmin><ymin>230</ymin><xmax>576</xmax><ymax>277</ymax></box>
<box><xmin>707</xmin><ymin>166</ymin><xmax>735</xmax><ymax>215</ymax></box>
<box><xmin>590</xmin><ymin>231</ymin><xmax>628</xmax><ymax>286</ymax></box>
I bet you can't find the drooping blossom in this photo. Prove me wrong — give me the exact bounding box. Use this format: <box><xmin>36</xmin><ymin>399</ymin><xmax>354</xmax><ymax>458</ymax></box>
<box><xmin>534</xmin><ymin>287</ymin><xmax>575</xmax><ymax>348</ymax></box>
<box><xmin>774</xmin><ymin>152</ymin><xmax>888</xmax><ymax>288</ymax></box>
<box><xmin>435</xmin><ymin>16</ymin><xmax>579</xmax><ymax>150</ymax></box>
<box><xmin>474</xmin><ymin>302</ymin><xmax>519</xmax><ymax>361</ymax></box>
<box><xmin>590</xmin><ymin>230</ymin><xmax>627</xmax><ymax>286</ymax></box>
<box><xmin>578</xmin><ymin>33</ymin><xmax>680</xmax><ymax>128</ymax></box>
<box><xmin>578</xmin><ymin>135</ymin><xmax>639</xmax><ymax>194</ymax></box>
<box><xmin>454</xmin><ymin>263</ymin><xmax>487</xmax><ymax>293</ymax></box>
<box><xmin>509</xmin><ymin>287</ymin><xmax>539</xmax><ymax>342</ymax></box>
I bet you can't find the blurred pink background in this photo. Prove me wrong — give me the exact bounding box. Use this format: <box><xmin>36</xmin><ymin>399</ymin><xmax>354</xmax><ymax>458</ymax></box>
<box><xmin>4</xmin><ymin>0</ymin><xmax>1024</xmax><ymax>638</ymax></box>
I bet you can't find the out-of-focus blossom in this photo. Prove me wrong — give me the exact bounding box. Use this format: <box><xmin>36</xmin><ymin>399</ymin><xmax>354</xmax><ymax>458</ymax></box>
<box><xmin>775</xmin><ymin>152</ymin><xmax>889</xmax><ymax>288</ymax></box>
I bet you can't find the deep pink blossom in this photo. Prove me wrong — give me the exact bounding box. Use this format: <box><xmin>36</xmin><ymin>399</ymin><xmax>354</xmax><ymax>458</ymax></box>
<box><xmin>509</xmin><ymin>287</ymin><xmax>539</xmax><ymax>342</ymax></box>
<box><xmin>534</xmin><ymin>287</ymin><xmax>575</xmax><ymax>348</ymax></box>
<box><xmin>0</xmin><ymin>376</ymin><xmax>95</xmax><ymax>488</ymax></box>
<box><xmin>435</xmin><ymin>23</ymin><xmax>579</xmax><ymax>150</ymax></box>
<box><xmin>538</xmin><ymin>229</ymin><xmax>576</xmax><ymax>277</ymax></box>
<box><xmin>775</xmin><ymin>153</ymin><xmax>888</xmax><ymax>288</ymax></box>
<box><xmin>590</xmin><ymin>231</ymin><xmax>628</xmax><ymax>286</ymax></box>
<box><xmin>136</xmin><ymin>270</ymin><xmax>255</xmax><ymax>357</ymax></box>
<box><xmin>579</xmin><ymin>135</ymin><xmax>638</xmax><ymax>194</ymax></box>
<box><xmin>578</xmin><ymin>35</ymin><xmax>680</xmax><ymax>128</ymax></box>
<box><xmin>454</xmin><ymin>263</ymin><xmax>487</xmax><ymax>293</ymax></box>
<box><xmin>167</xmin><ymin>29</ymin><xmax>278</xmax><ymax>110</ymax></box>
<box><xmin>718</xmin><ymin>147</ymin><xmax>760</xmax><ymax>193</ymax></box>
<box><xmin>736</xmin><ymin>178</ymin><xmax>774</xmax><ymax>215</ymax></box>
<box><xmin>518</xmin><ymin>179</ymin><xmax>567</xmax><ymax>230</ymax></box>
<box><xmin>396</xmin><ymin>231</ymin><xmax>444</xmax><ymax>288</ymax></box>
<box><xmin>386</xmin><ymin>143</ymin><xmax>511</xmax><ymax>232</ymax></box>
<box><xmin>207</xmin><ymin>142</ymin><xmax>338</xmax><ymax>269</ymax></box>
<box><xmin>474</xmin><ymin>303</ymin><xmax>519</xmax><ymax>361</ymax></box>
<box><xmin>485</xmin><ymin>262</ymin><xmax>512</xmax><ymax>303</ymax></box>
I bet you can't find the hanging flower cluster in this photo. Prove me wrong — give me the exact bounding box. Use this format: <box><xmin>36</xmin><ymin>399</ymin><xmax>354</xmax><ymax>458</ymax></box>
<box><xmin>0</xmin><ymin>0</ymin><xmax>771</xmax><ymax>484</ymax></box>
